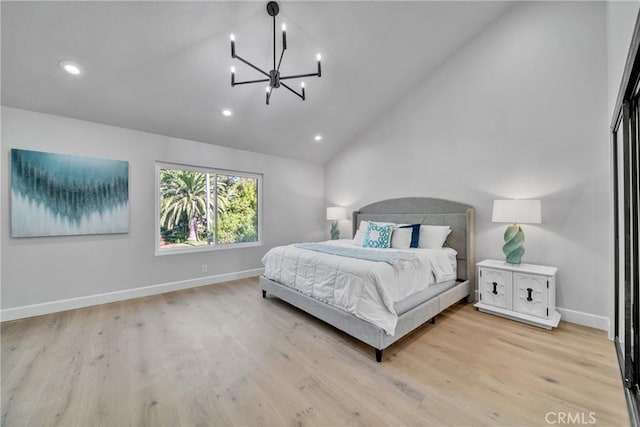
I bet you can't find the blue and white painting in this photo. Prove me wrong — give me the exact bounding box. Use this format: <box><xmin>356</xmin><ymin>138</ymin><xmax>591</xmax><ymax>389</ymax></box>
<box><xmin>11</xmin><ymin>149</ymin><xmax>129</xmax><ymax>237</ymax></box>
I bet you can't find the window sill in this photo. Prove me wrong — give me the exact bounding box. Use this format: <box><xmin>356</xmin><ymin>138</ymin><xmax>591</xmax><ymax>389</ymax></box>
<box><xmin>155</xmin><ymin>241</ymin><xmax>262</xmax><ymax>256</ymax></box>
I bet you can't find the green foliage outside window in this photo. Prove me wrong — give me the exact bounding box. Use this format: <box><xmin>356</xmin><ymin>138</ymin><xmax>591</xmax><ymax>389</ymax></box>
<box><xmin>159</xmin><ymin>167</ymin><xmax>259</xmax><ymax>249</ymax></box>
<box><xmin>216</xmin><ymin>175</ymin><xmax>258</xmax><ymax>244</ymax></box>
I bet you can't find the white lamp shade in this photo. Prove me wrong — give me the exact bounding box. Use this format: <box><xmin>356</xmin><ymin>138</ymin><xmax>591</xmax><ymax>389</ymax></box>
<box><xmin>326</xmin><ymin>206</ymin><xmax>348</xmax><ymax>221</ymax></box>
<box><xmin>492</xmin><ymin>200</ymin><xmax>542</xmax><ymax>224</ymax></box>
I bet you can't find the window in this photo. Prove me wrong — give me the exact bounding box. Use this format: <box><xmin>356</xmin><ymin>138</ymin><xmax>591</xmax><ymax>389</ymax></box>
<box><xmin>156</xmin><ymin>162</ymin><xmax>261</xmax><ymax>254</ymax></box>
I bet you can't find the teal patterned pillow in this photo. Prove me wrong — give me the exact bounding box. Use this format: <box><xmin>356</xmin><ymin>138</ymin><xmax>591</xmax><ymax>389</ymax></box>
<box><xmin>363</xmin><ymin>222</ymin><xmax>393</xmax><ymax>248</ymax></box>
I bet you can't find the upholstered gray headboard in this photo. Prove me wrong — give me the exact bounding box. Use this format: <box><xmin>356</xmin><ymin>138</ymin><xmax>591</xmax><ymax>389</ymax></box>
<box><xmin>352</xmin><ymin>198</ymin><xmax>475</xmax><ymax>287</ymax></box>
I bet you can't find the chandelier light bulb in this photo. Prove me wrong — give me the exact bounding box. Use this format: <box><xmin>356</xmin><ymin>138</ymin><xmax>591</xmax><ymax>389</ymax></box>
<box><xmin>230</xmin><ymin>34</ymin><xmax>235</xmax><ymax>41</ymax></box>
<box><xmin>231</xmin><ymin>66</ymin><xmax>236</xmax><ymax>74</ymax></box>
<box><xmin>281</xmin><ymin>23</ymin><xmax>287</xmax><ymax>32</ymax></box>
<box><xmin>301</xmin><ymin>82</ymin><xmax>305</xmax><ymax>88</ymax></box>
<box><xmin>266</xmin><ymin>86</ymin><xmax>271</xmax><ymax>93</ymax></box>
<box><xmin>316</xmin><ymin>53</ymin><xmax>322</xmax><ymax>61</ymax></box>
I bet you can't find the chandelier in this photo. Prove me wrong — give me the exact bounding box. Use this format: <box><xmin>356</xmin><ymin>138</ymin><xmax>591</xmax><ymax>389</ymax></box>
<box><xmin>229</xmin><ymin>1</ymin><xmax>322</xmax><ymax>105</ymax></box>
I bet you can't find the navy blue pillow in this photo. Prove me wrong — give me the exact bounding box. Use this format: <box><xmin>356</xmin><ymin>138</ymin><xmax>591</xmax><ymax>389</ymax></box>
<box><xmin>399</xmin><ymin>224</ymin><xmax>421</xmax><ymax>248</ymax></box>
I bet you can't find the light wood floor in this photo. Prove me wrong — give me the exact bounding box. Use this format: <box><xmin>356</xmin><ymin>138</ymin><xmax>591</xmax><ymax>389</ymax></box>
<box><xmin>1</xmin><ymin>277</ymin><xmax>629</xmax><ymax>427</ymax></box>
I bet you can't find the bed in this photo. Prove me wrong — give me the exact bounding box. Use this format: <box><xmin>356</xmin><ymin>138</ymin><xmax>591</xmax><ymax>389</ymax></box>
<box><xmin>260</xmin><ymin>197</ymin><xmax>475</xmax><ymax>362</ymax></box>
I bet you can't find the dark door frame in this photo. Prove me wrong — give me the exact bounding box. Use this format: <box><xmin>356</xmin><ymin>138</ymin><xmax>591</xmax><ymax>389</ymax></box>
<box><xmin>612</xmin><ymin>11</ymin><xmax>640</xmax><ymax>427</ymax></box>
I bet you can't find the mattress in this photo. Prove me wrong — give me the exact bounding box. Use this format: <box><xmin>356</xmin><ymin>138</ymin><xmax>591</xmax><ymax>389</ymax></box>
<box><xmin>394</xmin><ymin>279</ymin><xmax>457</xmax><ymax>314</ymax></box>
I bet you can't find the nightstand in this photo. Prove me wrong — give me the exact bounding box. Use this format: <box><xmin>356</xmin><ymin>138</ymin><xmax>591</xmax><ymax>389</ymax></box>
<box><xmin>474</xmin><ymin>259</ymin><xmax>561</xmax><ymax>329</ymax></box>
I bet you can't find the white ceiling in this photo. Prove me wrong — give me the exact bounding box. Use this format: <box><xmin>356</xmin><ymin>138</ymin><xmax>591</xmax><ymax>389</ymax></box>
<box><xmin>1</xmin><ymin>1</ymin><xmax>511</xmax><ymax>163</ymax></box>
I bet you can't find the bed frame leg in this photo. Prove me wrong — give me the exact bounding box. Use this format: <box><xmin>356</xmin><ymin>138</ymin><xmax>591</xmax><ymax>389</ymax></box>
<box><xmin>431</xmin><ymin>316</ymin><xmax>436</xmax><ymax>324</ymax></box>
<box><xmin>262</xmin><ymin>290</ymin><xmax>266</xmax><ymax>298</ymax></box>
<box><xmin>375</xmin><ymin>349</ymin><xmax>383</xmax><ymax>363</ymax></box>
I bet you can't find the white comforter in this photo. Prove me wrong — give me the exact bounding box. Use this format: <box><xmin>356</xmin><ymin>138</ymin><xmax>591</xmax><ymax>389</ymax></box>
<box><xmin>261</xmin><ymin>240</ymin><xmax>456</xmax><ymax>335</ymax></box>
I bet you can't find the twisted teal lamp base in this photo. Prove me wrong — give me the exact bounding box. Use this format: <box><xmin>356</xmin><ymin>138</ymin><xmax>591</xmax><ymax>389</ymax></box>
<box><xmin>503</xmin><ymin>224</ymin><xmax>525</xmax><ymax>264</ymax></box>
<box><xmin>330</xmin><ymin>221</ymin><xmax>340</xmax><ymax>240</ymax></box>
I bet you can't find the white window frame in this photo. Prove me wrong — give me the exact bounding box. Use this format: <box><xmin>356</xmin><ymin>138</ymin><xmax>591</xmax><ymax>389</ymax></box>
<box><xmin>155</xmin><ymin>161</ymin><xmax>263</xmax><ymax>256</ymax></box>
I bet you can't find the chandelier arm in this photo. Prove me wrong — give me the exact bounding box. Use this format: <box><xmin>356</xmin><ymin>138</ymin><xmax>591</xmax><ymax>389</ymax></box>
<box><xmin>279</xmin><ymin>71</ymin><xmax>321</xmax><ymax>81</ymax></box>
<box><xmin>280</xmin><ymin>82</ymin><xmax>305</xmax><ymax>100</ymax></box>
<box><xmin>273</xmin><ymin>14</ymin><xmax>277</xmax><ymax>71</ymax></box>
<box><xmin>233</xmin><ymin>78</ymin><xmax>270</xmax><ymax>86</ymax></box>
<box><xmin>233</xmin><ymin>55</ymin><xmax>270</xmax><ymax>78</ymax></box>
<box><xmin>276</xmin><ymin>47</ymin><xmax>286</xmax><ymax>74</ymax></box>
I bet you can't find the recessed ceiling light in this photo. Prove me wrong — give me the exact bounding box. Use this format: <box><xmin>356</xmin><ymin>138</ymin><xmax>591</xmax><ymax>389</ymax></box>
<box><xmin>221</xmin><ymin>108</ymin><xmax>233</xmax><ymax>117</ymax></box>
<box><xmin>58</xmin><ymin>60</ymin><xmax>83</xmax><ymax>76</ymax></box>
<box><xmin>314</xmin><ymin>134</ymin><xmax>323</xmax><ymax>142</ymax></box>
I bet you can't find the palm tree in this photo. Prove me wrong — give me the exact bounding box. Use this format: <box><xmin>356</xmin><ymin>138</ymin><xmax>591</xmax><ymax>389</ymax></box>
<box><xmin>160</xmin><ymin>170</ymin><xmax>211</xmax><ymax>242</ymax></box>
<box><xmin>215</xmin><ymin>176</ymin><xmax>230</xmax><ymax>217</ymax></box>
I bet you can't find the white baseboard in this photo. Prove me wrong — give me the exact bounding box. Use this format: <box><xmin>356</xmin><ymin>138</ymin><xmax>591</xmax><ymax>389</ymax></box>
<box><xmin>557</xmin><ymin>307</ymin><xmax>610</xmax><ymax>332</ymax></box>
<box><xmin>473</xmin><ymin>288</ymin><xmax>610</xmax><ymax>333</ymax></box>
<box><xmin>0</xmin><ymin>268</ymin><xmax>264</xmax><ymax>322</ymax></box>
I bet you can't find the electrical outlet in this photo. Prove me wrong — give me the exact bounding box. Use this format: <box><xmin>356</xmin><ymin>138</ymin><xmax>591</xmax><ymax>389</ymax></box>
<box><xmin>201</xmin><ymin>264</ymin><xmax>208</xmax><ymax>274</ymax></box>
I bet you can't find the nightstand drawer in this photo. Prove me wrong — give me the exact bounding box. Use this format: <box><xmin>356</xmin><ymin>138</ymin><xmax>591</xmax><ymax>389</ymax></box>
<box><xmin>479</xmin><ymin>267</ymin><xmax>513</xmax><ymax>310</ymax></box>
<box><xmin>514</xmin><ymin>273</ymin><xmax>549</xmax><ymax>318</ymax></box>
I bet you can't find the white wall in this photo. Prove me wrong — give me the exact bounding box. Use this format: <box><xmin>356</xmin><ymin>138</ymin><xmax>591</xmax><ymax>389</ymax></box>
<box><xmin>325</xmin><ymin>2</ymin><xmax>610</xmax><ymax>327</ymax></box>
<box><xmin>607</xmin><ymin>0</ymin><xmax>639</xmax><ymax>121</ymax></box>
<box><xmin>1</xmin><ymin>107</ymin><xmax>325</xmax><ymax>315</ymax></box>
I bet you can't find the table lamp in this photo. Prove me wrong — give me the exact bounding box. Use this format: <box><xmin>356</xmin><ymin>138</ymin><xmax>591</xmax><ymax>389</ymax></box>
<box><xmin>492</xmin><ymin>199</ymin><xmax>542</xmax><ymax>264</ymax></box>
<box><xmin>326</xmin><ymin>206</ymin><xmax>347</xmax><ymax>240</ymax></box>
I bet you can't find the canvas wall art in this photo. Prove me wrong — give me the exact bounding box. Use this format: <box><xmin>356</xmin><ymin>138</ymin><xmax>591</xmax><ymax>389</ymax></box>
<box><xmin>11</xmin><ymin>149</ymin><xmax>129</xmax><ymax>237</ymax></box>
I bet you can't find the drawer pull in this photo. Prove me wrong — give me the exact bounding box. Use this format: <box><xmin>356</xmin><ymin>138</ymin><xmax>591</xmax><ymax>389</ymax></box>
<box><xmin>492</xmin><ymin>282</ymin><xmax>498</xmax><ymax>295</ymax></box>
<box><xmin>526</xmin><ymin>288</ymin><xmax>533</xmax><ymax>302</ymax></box>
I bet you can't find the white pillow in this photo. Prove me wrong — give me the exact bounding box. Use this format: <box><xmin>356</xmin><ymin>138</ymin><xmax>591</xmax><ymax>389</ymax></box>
<box><xmin>390</xmin><ymin>227</ymin><xmax>412</xmax><ymax>249</ymax></box>
<box><xmin>353</xmin><ymin>220</ymin><xmax>394</xmax><ymax>246</ymax></box>
<box><xmin>353</xmin><ymin>229</ymin><xmax>366</xmax><ymax>246</ymax></box>
<box><xmin>418</xmin><ymin>225</ymin><xmax>452</xmax><ymax>249</ymax></box>
<box><xmin>353</xmin><ymin>221</ymin><xmax>369</xmax><ymax>245</ymax></box>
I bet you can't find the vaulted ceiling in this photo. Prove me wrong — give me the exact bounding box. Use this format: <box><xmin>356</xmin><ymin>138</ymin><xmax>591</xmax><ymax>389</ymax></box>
<box><xmin>1</xmin><ymin>1</ymin><xmax>511</xmax><ymax>163</ymax></box>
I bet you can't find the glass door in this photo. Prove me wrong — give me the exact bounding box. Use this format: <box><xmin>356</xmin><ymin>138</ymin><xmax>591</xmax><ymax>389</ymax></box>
<box><xmin>613</xmin><ymin>78</ymin><xmax>640</xmax><ymax>423</ymax></box>
<box><xmin>611</xmin><ymin>10</ymin><xmax>640</xmax><ymax>425</ymax></box>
